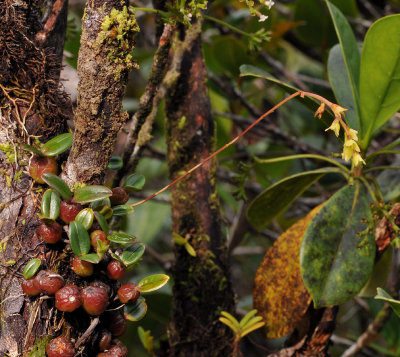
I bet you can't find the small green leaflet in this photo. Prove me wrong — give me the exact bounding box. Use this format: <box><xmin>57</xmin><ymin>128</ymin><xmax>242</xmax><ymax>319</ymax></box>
<box><xmin>23</xmin><ymin>258</ymin><xmax>41</xmax><ymax>279</ymax></box>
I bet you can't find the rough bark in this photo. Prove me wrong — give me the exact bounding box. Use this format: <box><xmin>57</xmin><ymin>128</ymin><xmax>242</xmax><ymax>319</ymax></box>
<box><xmin>62</xmin><ymin>0</ymin><xmax>139</xmax><ymax>185</ymax></box>
<box><xmin>165</xmin><ymin>21</ymin><xmax>235</xmax><ymax>357</ymax></box>
<box><xmin>0</xmin><ymin>1</ymin><xmax>71</xmax><ymax>355</ymax></box>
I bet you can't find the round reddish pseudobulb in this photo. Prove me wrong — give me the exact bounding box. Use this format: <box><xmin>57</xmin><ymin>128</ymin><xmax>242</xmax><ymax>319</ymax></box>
<box><xmin>106</xmin><ymin>260</ymin><xmax>126</xmax><ymax>280</ymax></box>
<box><xmin>29</xmin><ymin>155</ymin><xmax>58</xmax><ymax>184</ymax></box>
<box><xmin>55</xmin><ymin>284</ymin><xmax>82</xmax><ymax>312</ymax></box>
<box><xmin>109</xmin><ymin>187</ymin><xmax>129</xmax><ymax>206</ymax></box>
<box><xmin>38</xmin><ymin>221</ymin><xmax>62</xmax><ymax>244</ymax></box>
<box><xmin>107</xmin><ymin>312</ymin><xmax>127</xmax><ymax>337</ymax></box>
<box><xmin>33</xmin><ymin>270</ymin><xmax>64</xmax><ymax>295</ymax></box>
<box><xmin>117</xmin><ymin>283</ymin><xmax>140</xmax><ymax>304</ymax></box>
<box><xmin>81</xmin><ymin>285</ymin><xmax>109</xmax><ymax>316</ymax></box>
<box><xmin>90</xmin><ymin>230</ymin><xmax>109</xmax><ymax>249</ymax></box>
<box><xmin>21</xmin><ymin>278</ymin><xmax>41</xmax><ymax>296</ymax></box>
<box><xmin>72</xmin><ymin>256</ymin><xmax>93</xmax><ymax>277</ymax></box>
<box><xmin>97</xmin><ymin>329</ymin><xmax>112</xmax><ymax>351</ymax></box>
<box><xmin>59</xmin><ymin>200</ymin><xmax>83</xmax><ymax>223</ymax></box>
<box><xmin>46</xmin><ymin>336</ymin><xmax>75</xmax><ymax>357</ymax></box>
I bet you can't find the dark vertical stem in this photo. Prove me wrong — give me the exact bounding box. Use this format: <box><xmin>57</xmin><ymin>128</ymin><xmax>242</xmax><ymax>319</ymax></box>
<box><xmin>165</xmin><ymin>21</ymin><xmax>235</xmax><ymax>357</ymax></box>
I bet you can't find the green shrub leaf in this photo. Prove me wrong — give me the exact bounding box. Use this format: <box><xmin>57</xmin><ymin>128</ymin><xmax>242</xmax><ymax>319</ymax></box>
<box><xmin>23</xmin><ymin>258</ymin><xmax>41</xmax><ymax>279</ymax></box>
<box><xmin>375</xmin><ymin>288</ymin><xmax>400</xmax><ymax>318</ymax></box>
<box><xmin>42</xmin><ymin>173</ymin><xmax>73</xmax><ymax>200</ymax></box>
<box><xmin>300</xmin><ymin>184</ymin><xmax>376</xmax><ymax>307</ymax></box>
<box><xmin>69</xmin><ymin>221</ymin><xmax>90</xmax><ymax>256</ymax></box>
<box><xmin>247</xmin><ymin>169</ymin><xmax>330</xmax><ymax>231</ymax></box>
<box><xmin>75</xmin><ymin>208</ymin><xmax>94</xmax><ymax>230</ymax></box>
<box><xmin>138</xmin><ymin>274</ymin><xmax>170</xmax><ymax>293</ymax></box>
<box><xmin>41</xmin><ymin>133</ymin><xmax>73</xmax><ymax>157</ymax></box>
<box><xmin>326</xmin><ymin>1</ymin><xmax>360</xmax><ymax>131</ymax></box>
<box><xmin>240</xmin><ymin>64</ymin><xmax>333</xmax><ymax>124</ymax></box>
<box><xmin>74</xmin><ymin>185</ymin><xmax>112</xmax><ymax>204</ymax></box>
<box><xmin>359</xmin><ymin>14</ymin><xmax>400</xmax><ymax>147</ymax></box>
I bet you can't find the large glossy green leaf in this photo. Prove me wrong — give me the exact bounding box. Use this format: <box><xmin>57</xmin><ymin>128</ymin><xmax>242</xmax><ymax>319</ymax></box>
<box><xmin>42</xmin><ymin>173</ymin><xmax>73</xmax><ymax>200</ymax></box>
<box><xmin>40</xmin><ymin>189</ymin><xmax>60</xmax><ymax>220</ymax></box>
<box><xmin>74</xmin><ymin>185</ymin><xmax>112</xmax><ymax>204</ymax></box>
<box><xmin>247</xmin><ymin>169</ymin><xmax>333</xmax><ymax>231</ymax></box>
<box><xmin>359</xmin><ymin>248</ymin><xmax>392</xmax><ymax>297</ymax></box>
<box><xmin>326</xmin><ymin>1</ymin><xmax>360</xmax><ymax>131</ymax></box>
<box><xmin>41</xmin><ymin>133</ymin><xmax>73</xmax><ymax>157</ymax></box>
<box><xmin>300</xmin><ymin>184</ymin><xmax>376</xmax><ymax>307</ymax></box>
<box><xmin>359</xmin><ymin>15</ymin><xmax>400</xmax><ymax>148</ymax></box>
<box><xmin>375</xmin><ymin>288</ymin><xmax>400</xmax><ymax>318</ymax></box>
<box><xmin>240</xmin><ymin>65</ymin><xmax>333</xmax><ymax>124</ymax></box>
<box><xmin>69</xmin><ymin>221</ymin><xmax>90</xmax><ymax>256</ymax></box>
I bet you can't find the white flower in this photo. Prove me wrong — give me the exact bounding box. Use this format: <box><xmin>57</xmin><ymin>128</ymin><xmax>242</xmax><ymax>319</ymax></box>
<box><xmin>265</xmin><ymin>0</ymin><xmax>275</xmax><ymax>9</ymax></box>
<box><xmin>258</xmin><ymin>14</ymin><xmax>268</xmax><ymax>22</ymax></box>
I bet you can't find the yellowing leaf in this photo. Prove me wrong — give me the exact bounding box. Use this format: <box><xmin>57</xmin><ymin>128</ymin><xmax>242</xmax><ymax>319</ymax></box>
<box><xmin>253</xmin><ymin>204</ymin><xmax>323</xmax><ymax>338</ymax></box>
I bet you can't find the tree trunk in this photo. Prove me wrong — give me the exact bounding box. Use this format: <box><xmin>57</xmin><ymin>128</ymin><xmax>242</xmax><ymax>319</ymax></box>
<box><xmin>0</xmin><ymin>0</ymin><xmax>137</xmax><ymax>355</ymax></box>
<box><xmin>165</xmin><ymin>20</ymin><xmax>235</xmax><ymax>357</ymax></box>
<box><xmin>0</xmin><ymin>1</ymin><xmax>71</xmax><ymax>355</ymax></box>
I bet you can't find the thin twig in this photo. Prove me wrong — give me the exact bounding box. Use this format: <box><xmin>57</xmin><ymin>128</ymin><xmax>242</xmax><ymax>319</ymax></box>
<box><xmin>341</xmin><ymin>303</ymin><xmax>392</xmax><ymax>357</ymax></box>
<box><xmin>75</xmin><ymin>317</ymin><xmax>100</xmax><ymax>349</ymax></box>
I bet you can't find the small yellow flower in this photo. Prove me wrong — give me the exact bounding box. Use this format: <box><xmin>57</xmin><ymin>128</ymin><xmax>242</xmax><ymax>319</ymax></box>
<box><xmin>330</xmin><ymin>104</ymin><xmax>348</xmax><ymax>118</ymax></box>
<box><xmin>342</xmin><ymin>139</ymin><xmax>360</xmax><ymax>162</ymax></box>
<box><xmin>348</xmin><ymin>128</ymin><xmax>358</xmax><ymax>142</ymax></box>
<box><xmin>314</xmin><ymin>102</ymin><xmax>325</xmax><ymax>119</ymax></box>
<box><xmin>325</xmin><ymin>119</ymin><xmax>340</xmax><ymax>137</ymax></box>
<box><xmin>352</xmin><ymin>152</ymin><xmax>366</xmax><ymax>167</ymax></box>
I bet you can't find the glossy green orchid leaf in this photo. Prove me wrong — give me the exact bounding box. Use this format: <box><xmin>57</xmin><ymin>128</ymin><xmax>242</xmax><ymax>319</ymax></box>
<box><xmin>124</xmin><ymin>173</ymin><xmax>145</xmax><ymax>192</ymax></box>
<box><xmin>42</xmin><ymin>173</ymin><xmax>73</xmax><ymax>200</ymax></box>
<box><xmin>138</xmin><ymin>274</ymin><xmax>170</xmax><ymax>293</ymax></box>
<box><xmin>40</xmin><ymin>189</ymin><xmax>60</xmax><ymax>220</ymax></box>
<box><xmin>23</xmin><ymin>258</ymin><xmax>41</xmax><ymax>279</ymax></box>
<box><xmin>41</xmin><ymin>133</ymin><xmax>73</xmax><ymax>157</ymax></box>
<box><xmin>107</xmin><ymin>155</ymin><xmax>123</xmax><ymax>170</ymax></box>
<box><xmin>94</xmin><ymin>211</ymin><xmax>109</xmax><ymax>235</ymax></box>
<box><xmin>124</xmin><ymin>297</ymin><xmax>147</xmax><ymax>321</ymax></box>
<box><xmin>69</xmin><ymin>221</ymin><xmax>90</xmax><ymax>256</ymax></box>
<box><xmin>112</xmin><ymin>205</ymin><xmax>134</xmax><ymax>216</ymax></box>
<box><xmin>108</xmin><ymin>231</ymin><xmax>136</xmax><ymax>244</ymax></box>
<box><xmin>73</xmin><ymin>185</ymin><xmax>112</xmax><ymax>204</ymax></box>
<box><xmin>75</xmin><ymin>208</ymin><xmax>94</xmax><ymax>230</ymax></box>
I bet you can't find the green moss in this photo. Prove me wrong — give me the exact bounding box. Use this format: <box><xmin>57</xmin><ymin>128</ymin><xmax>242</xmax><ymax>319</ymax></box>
<box><xmin>178</xmin><ymin>116</ymin><xmax>187</xmax><ymax>130</ymax></box>
<box><xmin>27</xmin><ymin>336</ymin><xmax>52</xmax><ymax>357</ymax></box>
<box><xmin>0</xmin><ymin>143</ymin><xmax>16</xmax><ymax>164</ymax></box>
<box><xmin>96</xmin><ymin>5</ymin><xmax>140</xmax><ymax>79</ymax></box>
